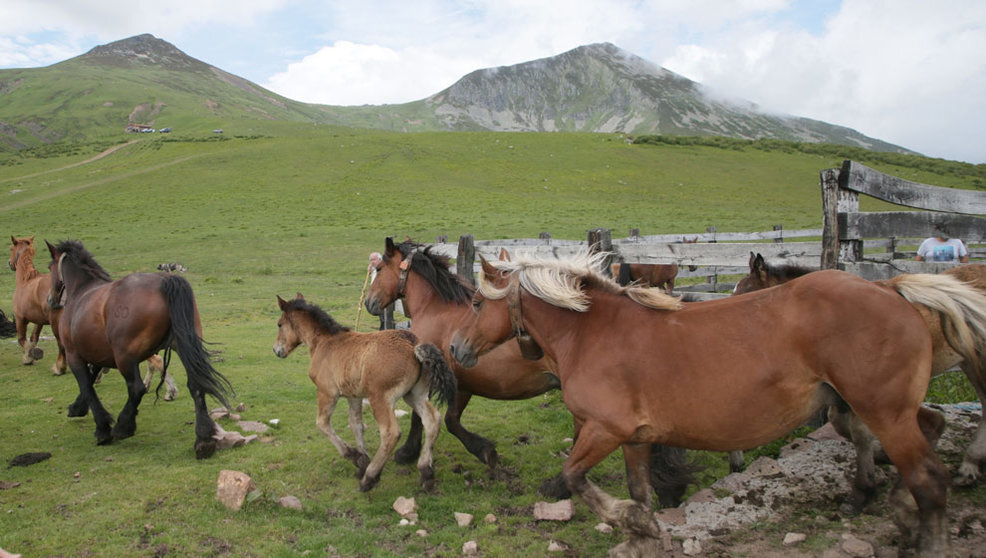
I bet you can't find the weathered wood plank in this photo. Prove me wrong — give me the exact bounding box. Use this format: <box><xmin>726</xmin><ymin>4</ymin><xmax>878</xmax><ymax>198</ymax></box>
<box><xmin>843</xmin><ymin>260</ymin><xmax>964</xmax><ymax>281</ymax></box>
<box><xmin>841</xmin><ymin>211</ymin><xmax>986</xmax><ymax>242</ymax></box>
<box><xmin>840</xmin><ymin>160</ymin><xmax>986</xmax><ymax>214</ymax></box>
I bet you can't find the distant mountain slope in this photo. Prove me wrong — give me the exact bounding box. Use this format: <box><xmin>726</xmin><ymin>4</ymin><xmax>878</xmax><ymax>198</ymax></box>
<box><xmin>0</xmin><ymin>34</ymin><xmax>330</xmax><ymax>149</ymax></box>
<box><xmin>0</xmin><ymin>35</ymin><xmax>912</xmax><ymax>156</ymax></box>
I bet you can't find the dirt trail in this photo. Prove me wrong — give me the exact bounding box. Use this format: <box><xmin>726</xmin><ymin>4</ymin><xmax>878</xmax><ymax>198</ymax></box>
<box><xmin>0</xmin><ymin>139</ymin><xmax>139</xmax><ymax>185</ymax></box>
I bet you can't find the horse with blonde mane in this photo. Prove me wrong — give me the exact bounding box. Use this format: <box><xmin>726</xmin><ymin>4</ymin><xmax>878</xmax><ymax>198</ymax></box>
<box><xmin>450</xmin><ymin>251</ymin><xmax>986</xmax><ymax>556</ymax></box>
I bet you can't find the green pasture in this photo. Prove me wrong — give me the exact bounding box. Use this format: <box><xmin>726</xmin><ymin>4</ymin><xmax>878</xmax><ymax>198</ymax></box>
<box><xmin>1</xmin><ymin>127</ymin><xmax>982</xmax><ymax>556</ymax></box>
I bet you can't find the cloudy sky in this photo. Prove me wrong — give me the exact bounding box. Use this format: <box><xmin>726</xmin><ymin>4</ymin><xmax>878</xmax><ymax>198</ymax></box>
<box><xmin>1</xmin><ymin>0</ymin><xmax>984</xmax><ymax>164</ymax></box>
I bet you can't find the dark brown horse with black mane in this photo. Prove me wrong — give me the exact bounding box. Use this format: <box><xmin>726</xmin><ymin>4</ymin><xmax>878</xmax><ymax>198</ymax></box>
<box><xmin>364</xmin><ymin>238</ymin><xmax>698</xmax><ymax>507</ymax></box>
<box><xmin>46</xmin><ymin>240</ymin><xmax>232</xmax><ymax>458</ymax></box>
<box><xmin>450</xmin><ymin>252</ymin><xmax>986</xmax><ymax>556</ymax></box>
<box><xmin>736</xmin><ymin>252</ymin><xmax>986</xmax><ymax>486</ymax></box>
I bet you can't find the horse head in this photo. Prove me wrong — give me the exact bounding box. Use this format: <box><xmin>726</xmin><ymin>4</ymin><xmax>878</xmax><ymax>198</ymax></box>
<box><xmin>45</xmin><ymin>240</ymin><xmax>67</xmax><ymax>309</ymax></box>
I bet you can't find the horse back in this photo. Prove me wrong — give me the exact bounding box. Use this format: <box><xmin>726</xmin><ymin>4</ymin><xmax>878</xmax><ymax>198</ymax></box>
<box><xmin>309</xmin><ymin>329</ymin><xmax>421</xmax><ymax>397</ymax></box>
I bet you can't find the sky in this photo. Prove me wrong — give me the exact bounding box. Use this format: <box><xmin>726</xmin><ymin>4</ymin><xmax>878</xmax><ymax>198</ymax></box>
<box><xmin>1</xmin><ymin>0</ymin><xmax>984</xmax><ymax>164</ymax></box>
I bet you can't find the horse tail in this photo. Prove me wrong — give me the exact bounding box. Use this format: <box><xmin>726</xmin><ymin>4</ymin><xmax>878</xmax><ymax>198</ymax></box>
<box><xmin>0</xmin><ymin>308</ymin><xmax>16</xmax><ymax>338</ymax></box>
<box><xmin>616</xmin><ymin>262</ymin><xmax>634</xmax><ymax>286</ymax></box>
<box><xmin>413</xmin><ymin>343</ymin><xmax>457</xmax><ymax>408</ymax></box>
<box><xmin>888</xmin><ymin>273</ymin><xmax>986</xmax><ymax>367</ymax></box>
<box><xmin>160</xmin><ymin>275</ymin><xmax>234</xmax><ymax>409</ymax></box>
<box><xmin>649</xmin><ymin>444</ymin><xmax>704</xmax><ymax>508</ymax></box>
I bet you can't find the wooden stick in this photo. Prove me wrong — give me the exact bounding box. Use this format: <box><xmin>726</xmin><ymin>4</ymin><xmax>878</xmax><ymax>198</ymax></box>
<box><xmin>354</xmin><ymin>267</ymin><xmax>373</xmax><ymax>330</ymax></box>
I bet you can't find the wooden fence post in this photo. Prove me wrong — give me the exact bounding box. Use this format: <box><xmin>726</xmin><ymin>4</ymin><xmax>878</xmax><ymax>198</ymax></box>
<box><xmin>457</xmin><ymin>234</ymin><xmax>476</xmax><ymax>286</ymax></box>
<box><xmin>587</xmin><ymin>228</ymin><xmax>615</xmax><ymax>277</ymax></box>
<box><xmin>820</xmin><ymin>168</ymin><xmax>841</xmax><ymax>270</ymax></box>
<box><xmin>773</xmin><ymin>224</ymin><xmax>783</xmax><ymax>243</ymax></box>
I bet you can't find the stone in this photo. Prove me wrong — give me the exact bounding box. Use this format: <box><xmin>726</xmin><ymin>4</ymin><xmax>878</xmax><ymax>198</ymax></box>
<box><xmin>483</xmin><ymin>513</ymin><xmax>497</xmax><ymax>524</ymax></box>
<box><xmin>682</xmin><ymin>537</ymin><xmax>702</xmax><ymax>555</ymax></box>
<box><xmin>745</xmin><ymin>456</ymin><xmax>783</xmax><ymax>478</ymax></box>
<box><xmin>547</xmin><ymin>540</ymin><xmax>567</xmax><ymax>552</ymax></box>
<box><xmin>594</xmin><ymin>522</ymin><xmax>613</xmax><ymax>533</ymax></box>
<box><xmin>415</xmin><ymin>529</ymin><xmax>428</xmax><ymax>537</ymax></box>
<box><xmin>216</xmin><ymin>470</ymin><xmax>256</xmax><ymax>511</ymax></box>
<box><xmin>533</xmin><ymin>499</ymin><xmax>574</xmax><ymax>521</ymax></box>
<box><xmin>841</xmin><ymin>534</ymin><xmax>874</xmax><ymax>557</ymax></box>
<box><xmin>213</xmin><ymin>426</ymin><xmax>247</xmax><ymax>449</ymax></box>
<box><xmin>808</xmin><ymin>422</ymin><xmax>845</xmax><ymax>441</ymax></box>
<box><xmin>237</xmin><ymin>420</ymin><xmax>269</xmax><ymax>433</ymax></box>
<box><xmin>393</xmin><ymin>496</ymin><xmax>417</xmax><ymax>518</ymax></box>
<box><xmin>783</xmin><ymin>532</ymin><xmax>807</xmax><ymax>545</ymax></box>
<box><xmin>278</xmin><ymin>496</ymin><xmax>302</xmax><ymax>510</ymax></box>
<box><xmin>462</xmin><ymin>540</ymin><xmax>478</xmax><ymax>555</ymax></box>
<box><xmin>455</xmin><ymin>512</ymin><xmax>473</xmax><ymax>527</ymax></box>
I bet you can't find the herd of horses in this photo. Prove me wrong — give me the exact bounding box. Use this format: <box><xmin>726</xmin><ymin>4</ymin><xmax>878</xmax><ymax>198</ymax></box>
<box><xmin>6</xmin><ymin>234</ymin><xmax>986</xmax><ymax>557</ymax></box>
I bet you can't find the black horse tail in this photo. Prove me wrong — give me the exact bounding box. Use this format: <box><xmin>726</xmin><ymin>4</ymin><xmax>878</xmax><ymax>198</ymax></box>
<box><xmin>650</xmin><ymin>445</ymin><xmax>704</xmax><ymax>508</ymax></box>
<box><xmin>616</xmin><ymin>261</ymin><xmax>634</xmax><ymax>286</ymax></box>
<box><xmin>414</xmin><ymin>343</ymin><xmax>457</xmax><ymax>408</ymax></box>
<box><xmin>0</xmin><ymin>308</ymin><xmax>16</xmax><ymax>338</ymax></box>
<box><xmin>160</xmin><ymin>275</ymin><xmax>233</xmax><ymax>409</ymax></box>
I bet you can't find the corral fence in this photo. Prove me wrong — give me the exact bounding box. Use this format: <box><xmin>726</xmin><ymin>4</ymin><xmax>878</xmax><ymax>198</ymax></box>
<box><xmin>376</xmin><ymin>159</ymin><xmax>984</xmax><ymax>327</ymax></box>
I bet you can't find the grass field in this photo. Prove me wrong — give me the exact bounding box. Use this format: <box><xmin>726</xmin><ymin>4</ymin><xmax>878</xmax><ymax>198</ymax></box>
<box><xmin>1</xmin><ymin>127</ymin><xmax>982</xmax><ymax>556</ymax></box>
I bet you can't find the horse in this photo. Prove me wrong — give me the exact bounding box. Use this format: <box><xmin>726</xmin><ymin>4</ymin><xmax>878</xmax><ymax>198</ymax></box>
<box><xmin>449</xmin><ymin>252</ymin><xmax>986</xmax><ymax>556</ymax></box>
<box><xmin>9</xmin><ymin>236</ymin><xmax>65</xmax><ymax>372</ymax></box>
<box><xmin>9</xmin><ymin>236</ymin><xmax>174</xmax><ymax>395</ymax></box>
<box><xmin>612</xmin><ymin>261</ymin><xmax>678</xmax><ymax>293</ymax></box>
<box><xmin>363</xmin><ymin>238</ymin><xmax>699</xmax><ymax>507</ymax></box>
<box><xmin>735</xmin><ymin>252</ymin><xmax>986</xmax><ymax>486</ymax></box>
<box><xmin>45</xmin><ymin>240</ymin><xmax>232</xmax><ymax>458</ymax></box>
<box><xmin>273</xmin><ymin>294</ymin><xmax>456</xmax><ymax>492</ymax></box>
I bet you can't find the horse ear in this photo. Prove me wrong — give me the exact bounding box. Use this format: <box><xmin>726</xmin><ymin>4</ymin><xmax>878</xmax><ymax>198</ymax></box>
<box><xmin>385</xmin><ymin>237</ymin><xmax>397</xmax><ymax>258</ymax></box>
<box><xmin>277</xmin><ymin>295</ymin><xmax>288</xmax><ymax>310</ymax></box>
<box><xmin>498</xmin><ymin>248</ymin><xmax>511</xmax><ymax>261</ymax></box>
<box><xmin>10</xmin><ymin>236</ymin><xmax>15</xmax><ymax>245</ymax></box>
<box><xmin>45</xmin><ymin>240</ymin><xmax>57</xmax><ymax>258</ymax></box>
<box><xmin>295</xmin><ymin>292</ymin><xmax>304</xmax><ymax>301</ymax></box>
<box><xmin>753</xmin><ymin>254</ymin><xmax>768</xmax><ymax>279</ymax></box>
<box><xmin>479</xmin><ymin>255</ymin><xmax>499</xmax><ymax>280</ymax></box>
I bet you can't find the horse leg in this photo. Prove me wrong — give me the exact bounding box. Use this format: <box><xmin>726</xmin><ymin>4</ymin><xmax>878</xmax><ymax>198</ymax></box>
<box><xmin>315</xmin><ymin>391</ymin><xmax>361</xmax><ymax>469</ymax></box>
<box><xmin>15</xmin><ymin>316</ymin><xmax>34</xmax><ymax>365</ymax></box>
<box><xmin>112</xmin><ymin>359</ymin><xmax>147</xmax><ymax>440</ymax></box>
<box><xmin>727</xmin><ymin>451</ymin><xmax>745</xmax><ymax>473</ymax></box>
<box><xmin>27</xmin><ymin>322</ymin><xmax>44</xmax><ymax>362</ymax></box>
<box><xmin>444</xmin><ymin>390</ymin><xmax>499</xmax><ymax>467</ymax></box>
<box><xmin>359</xmin><ymin>395</ymin><xmax>402</xmax><ymax>492</ymax></box>
<box><xmin>623</xmin><ymin>443</ymin><xmax>653</xmax><ymax>508</ymax></box>
<box><xmin>346</xmin><ymin>396</ymin><xmax>370</xmax><ymax>478</ymax></box>
<box><xmin>649</xmin><ymin>445</ymin><xmax>697</xmax><ymax>508</ymax></box>
<box><xmin>865</xmin><ymin>414</ymin><xmax>950</xmax><ymax>556</ymax></box>
<box><xmin>142</xmin><ymin>355</ymin><xmax>176</xmax><ymax>401</ymax></box>
<box><xmin>405</xmin><ymin>386</ymin><xmax>442</xmax><ymax>492</ymax></box>
<box><xmin>564</xmin><ymin>421</ymin><xmax>661</xmax><ymax>541</ymax></box>
<box><xmin>66</xmin><ymin>356</ymin><xmax>114</xmax><ymax>445</ymax></box>
<box><xmin>539</xmin><ymin>416</ymin><xmax>582</xmax><ymax>500</ymax></box>
<box><xmin>50</xmin><ymin>327</ymin><xmax>66</xmax><ymax>376</ymax></box>
<box><xmin>393</xmin><ymin>411</ymin><xmax>424</xmax><ymax>465</ymax></box>
<box><xmin>188</xmin><ymin>383</ymin><xmax>219</xmax><ymax>459</ymax></box>
<box><xmin>955</xmin><ymin>361</ymin><xmax>986</xmax><ymax>486</ymax></box>
<box><xmin>841</xmin><ymin>408</ymin><xmax>879</xmax><ymax>511</ymax></box>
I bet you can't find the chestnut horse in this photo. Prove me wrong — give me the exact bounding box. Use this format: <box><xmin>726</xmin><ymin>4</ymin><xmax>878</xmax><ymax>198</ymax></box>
<box><xmin>363</xmin><ymin>239</ymin><xmax>698</xmax><ymax>507</ymax></box>
<box><xmin>736</xmin><ymin>252</ymin><xmax>986</xmax><ymax>486</ymax></box>
<box><xmin>612</xmin><ymin>261</ymin><xmax>678</xmax><ymax>293</ymax></box>
<box><xmin>450</xmin><ymin>252</ymin><xmax>986</xmax><ymax>556</ymax></box>
<box><xmin>9</xmin><ymin>236</ymin><xmax>65</xmax><ymax>372</ymax></box>
<box><xmin>273</xmin><ymin>294</ymin><xmax>456</xmax><ymax>492</ymax></box>
<box><xmin>46</xmin><ymin>240</ymin><xmax>232</xmax><ymax>458</ymax></box>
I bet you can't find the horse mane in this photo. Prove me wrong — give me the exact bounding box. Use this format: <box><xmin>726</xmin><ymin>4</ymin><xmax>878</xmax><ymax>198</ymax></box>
<box><xmin>55</xmin><ymin>240</ymin><xmax>113</xmax><ymax>282</ymax></box>
<box><xmin>765</xmin><ymin>262</ymin><xmax>815</xmax><ymax>281</ymax></box>
<box><xmin>393</xmin><ymin>240</ymin><xmax>474</xmax><ymax>305</ymax></box>
<box><xmin>479</xmin><ymin>252</ymin><xmax>682</xmax><ymax>312</ymax></box>
<box><xmin>284</xmin><ymin>298</ymin><xmax>351</xmax><ymax>334</ymax></box>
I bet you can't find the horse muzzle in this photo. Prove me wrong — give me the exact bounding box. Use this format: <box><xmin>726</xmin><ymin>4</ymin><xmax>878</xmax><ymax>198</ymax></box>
<box><xmin>363</xmin><ymin>296</ymin><xmax>383</xmax><ymax>316</ymax></box>
<box><xmin>272</xmin><ymin>345</ymin><xmax>288</xmax><ymax>358</ymax></box>
<box><xmin>449</xmin><ymin>336</ymin><xmax>478</xmax><ymax>368</ymax></box>
<box><xmin>47</xmin><ymin>287</ymin><xmax>65</xmax><ymax>310</ymax></box>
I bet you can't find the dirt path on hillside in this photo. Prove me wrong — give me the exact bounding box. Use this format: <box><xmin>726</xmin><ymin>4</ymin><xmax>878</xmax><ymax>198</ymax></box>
<box><xmin>0</xmin><ymin>139</ymin><xmax>139</xmax><ymax>185</ymax></box>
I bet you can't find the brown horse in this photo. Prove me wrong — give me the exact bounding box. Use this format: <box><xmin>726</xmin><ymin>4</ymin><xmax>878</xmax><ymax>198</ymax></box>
<box><xmin>46</xmin><ymin>240</ymin><xmax>232</xmax><ymax>458</ymax></box>
<box><xmin>273</xmin><ymin>294</ymin><xmax>456</xmax><ymax>492</ymax></box>
<box><xmin>612</xmin><ymin>261</ymin><xmax>678</xmax><ymax>293</ymax></box>
<box><xmin>9</xmin><ymin>236</ymin><xmax>172</xmax><ymax>394</ymax></box>
<box><xmin>9</xmin><ymin>236</ymin><xmax>65</xmax><ymax>372</ymax></box>
<box><xmin>736</xmin><ymin>252</ymin><xmax>986</xmax><ymax>486</ymax></box>
<box><xmin>450</xmin><ymin>252</ymin><xmax>986</xmax><ymax>556</ymax></box>
<box><xmin>364</xmin><ymin>238</ymin><xmax>698</xmax><ymax>507</ymax></box>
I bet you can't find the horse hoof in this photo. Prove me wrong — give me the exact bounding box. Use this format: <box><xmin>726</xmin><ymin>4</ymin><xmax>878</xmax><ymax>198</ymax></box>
<box><xmin>67</xmin><ymin>404</ymin><xmax>89</xmax><ymax>417</ymax></box>
<box><xmin>393</xmin><ymin>445</ymin><xmax>421</xmax><ymax>465</ymax></box>
<box><xmin>96</xmin><ymin>432</ymin><xmax>114</xmax><ymax>446</ymax></box>
<box><xmin>538</xmin><ymin>475</ymin><xmax>572</xmax><ymax>500</ymax></box>
<box><xmin>481</xmin><ymin>447</ymin><xmax>500</xmax><ymax>468</ymax></box>
<box><xmin>111</xmin><ymin>426</ymin><xmax>136</xmax><ymax>441</ymax></box>
<box><xmin>359</xmin><ymin>474</ymin><xmax>380</xmax><ymax>492</ymax></box>
<box><xmin>419</xmin><ymin>466</ymin><xmax>436</xmax><ymax>492</ymax></box>
<box><xmin>30</xmin><ymin>347</ymin><xmax>44</xmax><ymax>361</ymax></box>
<box><xmin>195</xmin><ymin>439</ymin><xmax>217</xmax><ymax>459</ymax></box>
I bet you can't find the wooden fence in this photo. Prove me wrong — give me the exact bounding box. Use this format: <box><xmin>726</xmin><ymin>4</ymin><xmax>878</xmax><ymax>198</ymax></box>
<box><xmin>390</xmin><ymin>160</ymin><xmax>984</xmax><ymax>308</ymax></box>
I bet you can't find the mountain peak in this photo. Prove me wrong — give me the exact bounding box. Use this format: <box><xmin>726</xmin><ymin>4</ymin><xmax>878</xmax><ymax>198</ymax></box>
<box><xmin>73</xmin><ymin>34</ymin><xmax>210</xmax><ymax>71</ymax></box>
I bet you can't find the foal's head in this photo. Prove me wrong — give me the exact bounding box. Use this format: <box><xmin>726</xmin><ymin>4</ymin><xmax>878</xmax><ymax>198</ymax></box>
<box><xmin>8</xmin><ymin>235</ymin><xmax>35</xmax><ymax>271</ymax></box>
<box><xmin>733</xmin><ymin>252</ymin><xmax>814</xmax><ymax>295</ymax></box>
<box><xmin>274</xmin><ymin>294</ymin><xmax>350</xmax><ymax>357</ymax></box>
